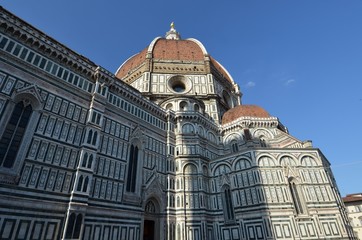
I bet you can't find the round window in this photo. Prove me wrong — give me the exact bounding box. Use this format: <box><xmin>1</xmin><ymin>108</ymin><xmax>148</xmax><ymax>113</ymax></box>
<box><xmin>173</xmin><ymin>83</ymin><xmax>185</xmax><ymax>92</ymax></box>
<box><xmin>168</xmin><ymin>75</ymin><xmax>191</xmax><ymax>94</ymax></box>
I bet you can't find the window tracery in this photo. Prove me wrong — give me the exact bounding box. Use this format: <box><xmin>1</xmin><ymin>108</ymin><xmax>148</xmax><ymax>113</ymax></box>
<box><xmin>0</xmin><ymin>101</ymin><xmax>32</xmax><ymax>168</ymax></box>
<box><xmin>145</xmin><ymin>200</ymin><xmax>156</xmax><ymax>213</ymax></box>
<box><xmin>222</xmin><ymin>185</ymin><xmax>235</xmax><ymax>222</ymax></box>
<box><xmin>288</xmin><ymin>177</ymin><xmax>306</xmax><ymax>215</ymax></box>
<box><xmin>126</xmin><ymin>144</ymin><xmax>139</xmax><ymax>192</ymax></box>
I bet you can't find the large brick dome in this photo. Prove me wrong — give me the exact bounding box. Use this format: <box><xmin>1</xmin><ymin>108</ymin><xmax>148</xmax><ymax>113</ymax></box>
<box><xmin>115</xmin><ymin>31</ymin><xmax>234</xmax><ymax>85</ymax></box>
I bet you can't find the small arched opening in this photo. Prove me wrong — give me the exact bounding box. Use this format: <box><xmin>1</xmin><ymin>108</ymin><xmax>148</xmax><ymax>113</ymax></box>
<box><xmin>143</xmin><ymin>198</ymin><xmax>161</xmax><ymax>240</ymax></box>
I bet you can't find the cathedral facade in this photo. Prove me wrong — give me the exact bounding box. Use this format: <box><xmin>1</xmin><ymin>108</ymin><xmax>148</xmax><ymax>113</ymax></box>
<box><xmin>0</xmin><ymin>7</ymin><xmax>354</xmax><ymax>240</ymax></box>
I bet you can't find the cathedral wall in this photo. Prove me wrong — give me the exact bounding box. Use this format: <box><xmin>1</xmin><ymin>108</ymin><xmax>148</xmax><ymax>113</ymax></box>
<box><xmin>150</xmin><ymin>73</ymin><xmax>209</xmax><ymax>95</ymax></box>
<box><xmin>204</xmin><ymin>149</ymin><xmax>349</xmax><ymax>240</ymax></box>
<box><xmin>0</xmin><ymin>8</ymin><xmax>353</xmax><ymax>240</ymax></box>
<box><xmin>0</xmin><ymin>28</ymin><xmax>170</xmax><ymax>239</ymax></box>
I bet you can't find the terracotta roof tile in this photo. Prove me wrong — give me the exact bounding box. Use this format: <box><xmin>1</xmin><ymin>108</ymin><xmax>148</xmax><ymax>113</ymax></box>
<box><xmin>116</xmin><ymin>47</ymin><xmax>148</xmax><ymax>79</ymax></box>
<box><xmin>343</xmin><ymin>194</ymin><xmax>362</xmax><ymax>203</ymax></box>
<box><xmin>116</xmin><ymin>37</ymin><xmax>233</xmax><ymax>84</ymax></box>
<box><xmin>153</xmin><ymin>39</ymin><xmax>204</xmax><ymax>61</ymax></box>
<box><xmin>222</xmin><ymin>105</ymin><xmax>270</xmax><ymax>125</ymax></box>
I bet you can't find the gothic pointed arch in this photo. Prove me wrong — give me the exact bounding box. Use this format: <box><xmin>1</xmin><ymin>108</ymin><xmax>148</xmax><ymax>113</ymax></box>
<box><xmin>129</xmin><ymin>125</ymin><xmax>146</xmax><ymax>149</ymax></box>
<box><xmin>142</xmin><ymin>175</ymin><xmax>166</xmax><ymax>220</ymax></box>
<box><xmin>0</xmin><ymin>87</ymin><xmax>42</xmax><ymax>182</ymax></box>
<box><xmin>14</xmin><ymin>84</ymin><xmax>44</xmax><ymax>110</ymax></box>
<box><xmin>221</xmin><ymin>184</ymin><xmax>235</xmax><ymax>222</ymax></box>
<box><xmin>124</xmin><ymin>126</ymin><xmax>146</xmax><ymax>196</ymax></box>
<box><xmin>288</xmin><ymin>176</ymin><xmax>307</xmax><ymax>215</ymax></box>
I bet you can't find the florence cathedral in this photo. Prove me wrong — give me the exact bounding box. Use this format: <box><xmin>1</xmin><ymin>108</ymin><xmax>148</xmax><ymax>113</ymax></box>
<box><xmin>0</xmin><ymin>6</ymin><xmax>354</xmax><ymax>240</ymax></box>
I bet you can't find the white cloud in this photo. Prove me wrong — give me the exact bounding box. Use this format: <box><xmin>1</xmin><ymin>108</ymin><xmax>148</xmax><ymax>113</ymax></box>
<box><xmin>245</xmin><ymin>81</ymin><xmax>256</xmax><ymax>88</ymax></box>
<box><xmin>285</xmin><ymin>79</ymin><xmax>296</xmax><ymax>86</ymax></box>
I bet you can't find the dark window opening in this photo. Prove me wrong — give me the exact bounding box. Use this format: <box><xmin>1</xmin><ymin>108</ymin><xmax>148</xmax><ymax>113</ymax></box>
<box><xmin>81</xmin><ymin>153</ymin><xmax>88</xmax><ymax>167</ymax></box>
<box><xmin>173</xmin><ymin>83</ymin><xmax>185</xmax><ymax>92</ymax></box>
<box><xmin>260</xmin><ymin>138</ymin><xmax>267</xmax><ymax>147</ymax></box>
<box><xmin>231</xmin><ymin>142</ymin><xmax>238</xmax><ymax>153</ymax></box>
<box><xmin>77</xmin><ymin>175</ymin><xmax>83</xmax><ymax>191</ymax></box>
<box><xmin>244</xmin><ymin>129</ymin><xmax>252</xmax><ymax>141</ymax></box>
<box><xmin>126</xmin><ymin>145</ymin><xmax>139</xmax><ymax>192</ymax></box>
<box><xmin>223</xmin><ymin>186</ymin><xmax>235</xmax><ymax>221</ymax></box>
<box><xmin>82</xmin><ymin>177</ymin><xmax>89</xmax><ymax>192</ymax></box>
<box><xmin>87</xmin><ymin>155</ymin><xmax>93</xmax><ymax>168</ymax></box>
<box><xmin>289</xmin><ymin>179</ymin><xmax>305</xmax><ymax>215</ymax></box>
<box><xmin>0</xmin><ymin>101</ymin><xmax>32</xmax><ymax>168</ymax></box>
<box><xmin>65</xmin><ymin>213</ymin><xmax>83</xmax><ymax>239</ymax></box>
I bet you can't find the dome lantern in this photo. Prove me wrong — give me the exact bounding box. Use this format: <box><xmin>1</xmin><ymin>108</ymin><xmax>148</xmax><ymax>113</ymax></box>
<box><xmin>165</xmin><ymin>22</ymin><xmax>181</xmax><ymax>40</ymax></box>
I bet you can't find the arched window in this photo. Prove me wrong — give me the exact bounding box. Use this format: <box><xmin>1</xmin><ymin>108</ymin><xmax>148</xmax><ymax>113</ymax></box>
<box><xmin>165</xmin><ymin>103</ymin><xmax>173</xmax><ymax>110</ymax></box>
<box><xmin>65</xmin><ymin>213</ymin><xmax>83</xmax><ymax>239</ymax></box>
<box><xmin>65</xmin><ymin>213</ymin><xmax>76</xmax><ymax>239</ymax></box>
<box><xmin>87</xmin><ymin>129</ymin><xmax>93</xmax><ymax>144</ymax></box>
<box><xmin>179</xmin><ymin>101</ymin><xmax>187</xmax><ymax>111</ymax></box>
<box><xmin>177</xmin><ymin>196</ymin><xmax>180</xmax><ymax>207</ymax></box>
<box><xmin>126</xmin><ymin>145</ymin><xmax>138</xmax><ymax>192</ymax></box>
<box><xmin>243</xmin><ymin>128</ymin><xmax>252</xmax><ymax>141</ymax></box>
<box><xmin>235</xmin><ymin>159</ymin><xmax>251</xmax><ymax>170</ymax></box>
<box><xmin>87</xmin><ymin>155</ymin><xmax>93</xmax><ymax>169</ymax></box>
<box><xmin>198</xmin><ymin>126</ymin><xmax>204</xmax><ymax>137</ymax></box>
<box><xmin>258</xmin><ymin>156</ymin><xmax>276</xmax><ymax>167</ymax></box>
<box><xmin>281</xmin><ymin>156</ymin><xmax>297</xmax><ymax>166</ymax></box>
<box><xmin>82</xmin><ymin>176</ymin><xmax>89</xmax><ymax>192</ymax></box>
<box><xmin>171</xmin><ymin>223</ymin><xmax>176</xmax><ymax>240</ymax></box>
<box><xmin>208</xmin><ymin>132</ymin><xmax>217</xmax><ymax>143</ymax></box>
<box><xmin>177</xmin><ymin>224</ymin><xmax>181</xmax><ymax>240</ymax></box>
<box><xmin>288</xmin><ymin>178</ymin><xmax>306</xmax><ymax>215</ymax></box>
<box><xmin>73</xmin><ymin>214</ymin><xmax>83</xmax><ymax>238</ymax></box>
<box><xmin>145</xmin><ymin>200</ymin><xmax>156</xmax><ymax>213</ymax></box>
<box><xmin>213</xmin><ymin>164</ymin><xmax>231</xmax><ymax>177</ymax></box>
<box><xmin>0</xmin><ymin>101</ymin><xmax>32</xmax><ymax>168</ymax></box>
<box><xmin>231</xmin><ymin>141</ymin><xmax>238</xmax><ymax>153</ymax></box>
<box><xmin>182</xmin><ymin>123</ymin><xmax>194</xmax><ymax>134</ymax></box>
<box><xmin>77</xmin><ymin>175</ymin><xmax>84</xmax><ymax>191</ymax></box>
<box><xmin>301</xmin><ymin>156</ymin><xmax>318</xmax><ymax>167</ymax></box>
<box><xmin>260</xmin><ymin>137</ymin><xmax>267</xmax><ymax>147</ymax></box>
<box><xmin>222</xmin><ymin>185</ymin><xmax>235</xmax><ymax>221</ymax></box>
<box><xmin>92</xmin><ymin>131</ymin><xmax>98</xmax><ymax>145</ymax></box>
<box><xmin>81</xmin><ymin>152</ymin><xmax>93</xmax><ymax>169</ymax></box>
<box><xmin>184</xmin><ymin>164</ymin><xmax>197</xmax><ymax>174</ymax></box>
<box><xmin>81</xmin><ymin>153</ymin><xmax>88</xmax><ymax>167</ymax></box>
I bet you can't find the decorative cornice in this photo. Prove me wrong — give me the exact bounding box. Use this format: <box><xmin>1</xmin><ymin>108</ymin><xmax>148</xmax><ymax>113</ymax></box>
<box><xmin>109</xmin><ymin>80</ymin><xmax>168</xmax><ymax>120</ymax></box>
<box><xmin>175</xmin><ymin>111</ymin><xmax>219</xmax><ymax>132</ymax></box>
<box><xmin>93</xmin><ymin>66</ymin><xmax>115</xmax><ymax>86</ymax></box>
<box><xmin>221</xmin><ymin>116</ymin><xmax>279</xmax><ymax>133</ymax></box>
<box><xmin>0</xmin><ymin>7</ymin><xmax>96</xmax><ymax>79</ymax></box>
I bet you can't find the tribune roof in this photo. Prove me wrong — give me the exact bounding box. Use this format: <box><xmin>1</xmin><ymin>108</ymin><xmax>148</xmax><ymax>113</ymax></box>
<box><xmin>222</xmin><ymin>105</ymin><xmax>271</xmax><ymax>125</ymax></box>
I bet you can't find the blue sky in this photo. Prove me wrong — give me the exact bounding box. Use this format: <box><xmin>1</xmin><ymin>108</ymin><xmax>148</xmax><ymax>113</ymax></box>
<box><xmin>2</xmin><ymin>1</ymin><xmax>362</xmax><ymax>196</ymax></box>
